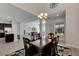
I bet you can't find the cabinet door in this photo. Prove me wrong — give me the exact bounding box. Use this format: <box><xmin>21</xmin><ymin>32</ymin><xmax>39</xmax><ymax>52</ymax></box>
<box><xmin>0</xmin><ymin>23</ymin><xmax>4</xmax><ymax>30</ymax></box>
<box><xmin>4</xmin><ymin>24</ymin><xmax>12</xmax><ymax>27</ymax></box>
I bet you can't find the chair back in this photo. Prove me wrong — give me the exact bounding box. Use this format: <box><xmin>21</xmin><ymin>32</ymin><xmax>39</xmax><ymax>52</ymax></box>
<box><xmin>37</xmin><ymin>33</ymin><xmax>42</xmax><ymax>40</ymax></box>
<box><xmin>23</xmin><ymin>37</ymin><xmax>39</xmax><ymax>56</ymax></box>
<box><xmin>31</xmin><ymin>32</ymin><xmax>38</xmax><ymax>41</ymax></box>
<box><xmin>23</xmin><ymin>37</ymin><xmax>31</xmax><ymax>56</ymax></box>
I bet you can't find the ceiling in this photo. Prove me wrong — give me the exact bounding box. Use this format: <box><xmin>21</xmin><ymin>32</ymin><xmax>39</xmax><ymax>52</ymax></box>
<box><xmin>49</xmin><ymin>10</ymin><xmax>65</xmax><ymax>19</ymax></box>
<box><xmin>0</xmin><ymin>3</ymin><xmax>66</xmax><ymax>23</ymax></box>
<box><xmin>11</xmin><ymin>3</ymin><xmax>45</xmax><ymax>16</ymax></box>
<box><xmin>11</xmin><ymin>3</ymin><xmax>66</xmax><ymax>20</ymax></box>
<box><xmin>11</xmin><ymin>3</ymin><xmax>66</xmax><ymax>15</ymax></box>
<box><xmin>0</xmin><ymin>3</ymin><xmax>38</xmax><ymax>23</ymax></box>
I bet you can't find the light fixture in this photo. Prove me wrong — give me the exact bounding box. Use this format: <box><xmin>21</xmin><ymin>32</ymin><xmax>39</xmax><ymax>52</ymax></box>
<box><xmin>7</xmin><ymin>16</ymin><xmax>12</xmax><ymax>21</ymax></box>
<box><xmin>44</xmin><ymin>13</ymin><xmax>48</xmax><ymax>16</ymax></box>
<box><xmin>38</xmin><ymin>13</ymin><xmax>48</xmax><ymax>19</ymax></box>
<box><xmin>56</xmin><ymin>14</ymin><xmax>59</xmax><ymax>16</ymax></box>
<box><xmin>8</xmin><ymin>16</ymin><xmax>10</xmax><ymax>18</ymax></box>
<box><xmin>7</xmin><ymin>16</ymin><xmax>12</xmax><ymax>19</ymax></box>
<box><xmin>40</xmin><ymin>13</ymin><xmax>43</xmax><ymax>16</ymax></box>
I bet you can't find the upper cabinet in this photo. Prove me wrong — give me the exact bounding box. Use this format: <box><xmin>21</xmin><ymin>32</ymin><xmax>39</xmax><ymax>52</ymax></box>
<box><xmin>4</xmin><ymin>23</ymin><xmax>12</xmax><ymax>28</ymax></box>
<box><xmin>0</xmin><ymin>23</ymin><xmax>4</xmax><ymax>30</ymax></box>
<box><xmin>0</xmin><ymin>23</ymin><xmax>12</xmax><ymax>30</ymax></box>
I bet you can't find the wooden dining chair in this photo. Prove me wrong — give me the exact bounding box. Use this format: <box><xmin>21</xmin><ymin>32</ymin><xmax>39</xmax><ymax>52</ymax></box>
<box><xmin>23</xmin><ymin>37</ymin><xmax>39</xmax><ymax>56</ymax></box>
<box><xmin>41</xmin><ymin>33</ymin><xmax>59</xmax><ymax>56</ymax></box>
<box><xmin>23</xmin><ymin>37</ymin><xmax>30</xmax><ymax>56</ymax></box>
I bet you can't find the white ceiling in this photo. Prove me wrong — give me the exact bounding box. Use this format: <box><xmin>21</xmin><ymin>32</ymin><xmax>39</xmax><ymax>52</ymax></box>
<box><xmin>11</xmin><ymin>3</ymin><xmax>45</xmax><ymax>16</ymax></box>
<box><xmin>11</xmin><ymin>3</ymin><xmax>66</xmax><ymax>19</ymax></box>
<box><xmin>0</xmin><ymin>3</ymin><xmax>67</xmax><ymax>23</ymax></box>
<box><xmin>49</xmin><ymin>10</ymin><xmax>65</xmax><ymax>19</ymax></box>
<box><xmin>0</xmin><ymin>3</ymin><xmax>38</xmax><ymax>23</ymax></box>
<box><xmin>11</xmin><ymin>3</ymin><xmax>66</xmax><ymax>15</ymax></box>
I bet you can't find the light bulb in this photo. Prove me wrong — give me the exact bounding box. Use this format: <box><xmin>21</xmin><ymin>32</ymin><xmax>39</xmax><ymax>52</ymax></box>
<box><xmin>40</xmin><ymin>13</ymin><xmax>43</xmax><ymax>16</ymax></box>
<box><xmin>38</xmin><ymin>13</ymin><xmax>48</xmax><ymax>19</ymax></box>
<box><xmin>44</xmin><ymin>16</ymin><xmax>47</xmax><ymax>19</ymax></box>
<box><xmin>44</xmin><ymin>13</ymin><xmax>48</xmax><ymax>16</ymax></box>
<box><xmin>8</xmin><ymin>16</ymin><xmax>10</xmax><ymax>18</ymax></box>
<box><xmin>38</xmin><ymin>15</ymin><xmax>42</xmax><ymax>19</ymax></box>
<box><xmin>39</xmin><ymin>16</ymin><xmax>43</xmax><ymax>19</ymax></box>
<box><xmin>56</xmin><ymin>14</ymin><xmax>59</xmax><ymax>16</ymax></box>
<box><xmin>38</xmin><ymin>15</ymin><xmax>40</xmax><ymax>18</ymax></box>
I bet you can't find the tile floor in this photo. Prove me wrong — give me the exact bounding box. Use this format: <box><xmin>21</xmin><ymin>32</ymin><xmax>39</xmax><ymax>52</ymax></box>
<box><xmin>0</xmin><ymin>38</ymin><xmax>79</xmax><ymax>56</ymax></box>
<box><xmin>0</xmin><ymin>38</ymin><xmax>24</xmax><ymax>56</ymax></box>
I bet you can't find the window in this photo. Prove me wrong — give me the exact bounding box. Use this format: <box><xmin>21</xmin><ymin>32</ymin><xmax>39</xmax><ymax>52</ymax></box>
<box><xmin>54</xmin><ymin>23</ymin><xmax>65</xmax><ymax>37</ymax></box>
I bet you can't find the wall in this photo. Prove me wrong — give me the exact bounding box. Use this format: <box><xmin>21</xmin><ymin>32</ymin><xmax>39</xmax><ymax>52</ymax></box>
<box><xmin>20</xmin><ymin>23</ymin><xmax>24</xmax><ymax>40</ymax></box>
<box><xmin>47</xmin><ymin>16</ymin><xmax>65</xmax><ymax>33</ymax></box>
<box><xmin>20</xmin><ymin>20</ymin><xmax>40</xmax><ymax>40</ymax></box>
<box><xmin>0</xmin><ymin>19</ymin><xmax>20</xmax><ymax>42</ymax></box>
<box><xmin>65</xmin><ymin>4</ymin><xmax>79</xmax><ymax>48</ymax></box>
<box><xmin>12</xmin><ymin>20</ymin><xmax>20</xmax><ymax>42</ymax></box>
<box><xmin>24</xmin><ymin>20</ymin><xmax>40</xmax><ymax>34</ymax></box>
<box><xmin>47</xmin><ymin>16</ymin><xmax>65</xmax><ymax>42</ymax></box>
<box><xmin>47</xmin><ymin>4</ymin><xmax>79</xmax><ymax>48</ymax></box>
<box><xmin>0</xmin><ymin>20</ymin><xmax>11</xmax><ymax>24</ymax></box>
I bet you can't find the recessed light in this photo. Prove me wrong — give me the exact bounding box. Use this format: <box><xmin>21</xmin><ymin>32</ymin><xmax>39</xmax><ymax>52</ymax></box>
<box><xmin>7</xmin><ymin>16</ymin><xmax>12</xmax><ymax>19</ymax></box>
<box><xmin>8</xmin><ymin>16</ymin><xmax>10</xmax><ymax>18</ymax></box>
<box><xmin>56</xmin><ymin>14</ymin><xmax>59</xmax><ymax>16</ymax></box>
<box><xmin>7</xmin><ymin>16</ymin><xmax>12</xmax><ymax>21</ymax></box>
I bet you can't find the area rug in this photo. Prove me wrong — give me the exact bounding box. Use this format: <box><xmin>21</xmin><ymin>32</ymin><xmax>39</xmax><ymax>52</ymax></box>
<box><xmin>6</xmin><ymin>46</ymin><xmax>72</xmax><ymax>56</ymax></box>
